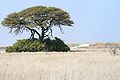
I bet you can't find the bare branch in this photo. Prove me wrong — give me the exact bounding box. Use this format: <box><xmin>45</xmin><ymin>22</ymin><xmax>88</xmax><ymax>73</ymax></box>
<box><xmin>58</xmin><ymin>25</ymin><xmax>64</xmax><ymax>34</ymax></box>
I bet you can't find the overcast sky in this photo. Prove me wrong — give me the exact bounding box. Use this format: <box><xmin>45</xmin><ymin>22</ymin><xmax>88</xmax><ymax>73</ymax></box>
<box><xmin>0</xmin><ymin>0</ymin><xmax>120</xmax><ymax>46</ymax></box>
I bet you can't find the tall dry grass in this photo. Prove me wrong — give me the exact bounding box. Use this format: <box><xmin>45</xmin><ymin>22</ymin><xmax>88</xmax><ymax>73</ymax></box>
<box><xmin>0</xmin><ymin>51</ymin><xmax>120</xmax><ymax>80</ymax></box>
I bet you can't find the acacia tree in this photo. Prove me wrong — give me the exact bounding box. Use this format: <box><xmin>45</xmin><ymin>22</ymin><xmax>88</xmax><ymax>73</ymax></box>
<box><xmin>2</xmin><ymin>6</ymin><xmax>74</xmax><ymax>40</ymax></box>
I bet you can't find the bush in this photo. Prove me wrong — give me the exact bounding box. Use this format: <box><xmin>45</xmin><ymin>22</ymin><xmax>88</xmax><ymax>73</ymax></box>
<box><xmin>6</xmin><ymin>39</ymin><xmax>45</xmax><ymax>52</ymax></box>
<box><xmin>6</xmin><ymin>37</ymin><xmax>70</xmax><ymax>52</ymax></box>
<box><xmin>44</xmin><ymin>37</ymin><xmax>70</xmax><ymax>52</ymax></box>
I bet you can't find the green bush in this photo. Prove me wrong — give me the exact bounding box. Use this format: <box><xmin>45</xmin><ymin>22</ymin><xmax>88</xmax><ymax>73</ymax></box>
<box><xmin>44</xmin><ymin>37</ymin><xmax>70</xmax><ymax>52</ymax></box>
<box><xmin>6</xmin><ymin>37</ymin><xmax>70</xmax><ymax>52</ymax></box>
<box><xmin>6</xmin><ymin>39</ymin><xmax>45</xmax><ymax>52</ymax></box>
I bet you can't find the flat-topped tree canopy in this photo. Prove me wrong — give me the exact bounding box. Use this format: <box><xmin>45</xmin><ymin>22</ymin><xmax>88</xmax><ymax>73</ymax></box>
<box><xmin>1</xmin><ymin>6</ymin><xmax>74</xmax><ymax>40</ymax></box>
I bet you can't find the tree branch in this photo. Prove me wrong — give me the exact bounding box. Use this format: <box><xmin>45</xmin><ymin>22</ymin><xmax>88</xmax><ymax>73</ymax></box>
<box><xmin>26</xmin><ymin>27</ymin><xmax>41</xmax><ymax>39</ymax></box>
<box><xmin>58</xmin><ymin>25</ymin><xmax>64</xmax><ymax>34</ymax></box>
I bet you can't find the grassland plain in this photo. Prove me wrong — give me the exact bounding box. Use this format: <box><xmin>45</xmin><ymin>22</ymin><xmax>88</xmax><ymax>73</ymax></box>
<box><xmin>0</xmin><ymin>50</ymin><xmax>120</xmax><ymax>80</ymax></box>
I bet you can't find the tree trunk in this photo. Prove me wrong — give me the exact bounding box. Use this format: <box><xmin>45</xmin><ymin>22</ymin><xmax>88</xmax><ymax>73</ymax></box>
<box><xmin>30</xmin><ymin>29</ymin><xmax>35</xmax><ymax>39</ymax></box>
<box><xmin>26</xmin><ymin>27</ymin><xmax>41</xmax><ymax>40</ymax></box>
<box><xmin>41</xmin><ymin>27</ymin><xmax>45</xmax><ymax>40</ymax></box>
<box><xmin>32</xmin><ymin>29</ymin><xmax>41</xmax><ymax>39</ymax></box>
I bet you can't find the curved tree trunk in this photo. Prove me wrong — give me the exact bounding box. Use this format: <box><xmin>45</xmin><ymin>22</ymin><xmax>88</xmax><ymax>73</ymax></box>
<box><xmin>26</xmin><ymin>27</ymin><xmax>41</xmax><ymax>40</ymax></box>
<box><xmin>31</xmin><ymin>29</ymin><xmax>41</xmax><ymax>39</ymax></box>
<box><xmin>30</xmin><ymin>29</ymin><xmax>35</xmax><ymax>39</ymax></box>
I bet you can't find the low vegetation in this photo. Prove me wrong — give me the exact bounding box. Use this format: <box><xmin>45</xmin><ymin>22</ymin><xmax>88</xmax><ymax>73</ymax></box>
<box><xmin>6</xmin><ymin>37</ymin><xmax>70</xmax><ymax>52</ymax></box>
<box><xmin>0</xmin><ymin>52</ymin><xmax>120</xmax><ymax>80</ymax></box>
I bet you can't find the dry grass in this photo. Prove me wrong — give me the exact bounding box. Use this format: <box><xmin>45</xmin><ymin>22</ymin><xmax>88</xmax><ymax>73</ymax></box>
<box><xmin>0</xmin><ymin>51</ymin><xmax>120</xmax><ymax>80</ymax></box>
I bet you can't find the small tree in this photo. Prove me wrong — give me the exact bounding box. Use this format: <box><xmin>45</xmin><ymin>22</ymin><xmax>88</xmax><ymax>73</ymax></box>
<box><xmin>1</xmin><ymin>6</ymin><xmax>74</xmax><ymax>40</ymax></box>
<box><xmin>105</xmin><ymin>43</ymin><xmax>120</xmax><ymax>55</ymax></box>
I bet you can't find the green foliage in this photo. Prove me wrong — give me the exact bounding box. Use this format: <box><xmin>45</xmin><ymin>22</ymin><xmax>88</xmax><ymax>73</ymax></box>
<box><xmin>6</xmin><ymin>39</ymin><xmax>45</xmax><ymax>52</ymax></box>
<box><xmin>2</xmin><ymin>6</ymin><xmax>72</xmax><ymax>53</ymax></box>
<box><xmin>6</xmin><ymin>38</ymin><xmax>70</xmax><ymax>52</ymax></box>
<box><xmin>1</xmin><ymin>6</ymin><xmax>74</xmax><ymax>38</ymax></box>
<box><xmin>44</xmin><ymin>37</ymin><xmax>70</xmax><ymax>52</ymax></box>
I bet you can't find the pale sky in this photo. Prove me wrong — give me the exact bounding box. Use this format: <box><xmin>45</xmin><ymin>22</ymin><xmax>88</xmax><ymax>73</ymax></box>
<box><xmin>0</xmin><ymin>0</ymin><xmax>120</xmax><ymax>46</ymax></box>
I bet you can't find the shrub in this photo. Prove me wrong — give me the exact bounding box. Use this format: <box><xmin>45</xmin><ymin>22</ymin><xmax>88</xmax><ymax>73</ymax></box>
<box><xmin>6</xmin><ymin>37</ymin><xmax>70</xmax><ymax>52</ymax></box>
<box><xmin>44</xmin><ymin>37</ymin><xmax>70</xmax><ymax>52</ymax></box>
<box><xmin>6</xmin><ymin>39</ymin><xmax>45</xmax><ymax>52</ymax></box>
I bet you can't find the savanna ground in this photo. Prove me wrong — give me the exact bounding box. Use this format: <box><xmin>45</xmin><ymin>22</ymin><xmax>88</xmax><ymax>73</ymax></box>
<box><xmin>0</xmin><ymin>43</ymin><xmax>120</xmax><ymax>80</ymax></box>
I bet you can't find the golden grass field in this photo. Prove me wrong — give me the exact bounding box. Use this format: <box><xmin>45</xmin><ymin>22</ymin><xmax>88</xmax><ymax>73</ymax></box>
<box><xmin>0</xmin><ymin>47</ymin><xmax>120</xmax><ymax>80</ymax></box>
